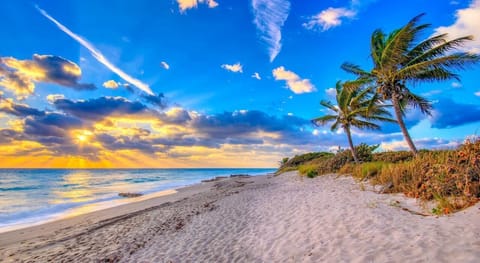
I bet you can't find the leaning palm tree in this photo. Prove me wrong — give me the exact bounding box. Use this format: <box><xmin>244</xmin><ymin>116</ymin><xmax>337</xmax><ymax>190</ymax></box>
<box><xmin>312</xmin><ymin>81</ymin><xmax>395</xmax><ymax>163</ymax></box>
<box><xmin>342</xmin><ymin>14</ymin><xmax>479</xmax><ymax>155</ymax></box>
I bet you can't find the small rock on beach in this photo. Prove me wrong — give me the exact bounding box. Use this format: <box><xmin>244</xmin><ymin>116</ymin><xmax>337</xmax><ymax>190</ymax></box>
<box><xmin>118</xmin><ymin>192</ymin><xmax>143</xmax><ymax>198</ymax></box>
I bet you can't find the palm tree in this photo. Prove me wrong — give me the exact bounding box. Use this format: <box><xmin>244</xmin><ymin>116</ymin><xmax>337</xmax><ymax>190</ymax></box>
<box><xmin>342</xmin><ymin>14</ymin><xmax>479</xmax><ymax>155</ymax></box>
<box><xmin>312</xmin><ymin>81</ymin><xmax>395</xmax><ymax>163</ymax></box>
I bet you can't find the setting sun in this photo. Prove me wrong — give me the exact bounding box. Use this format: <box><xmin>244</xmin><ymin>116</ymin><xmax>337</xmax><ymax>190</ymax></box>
<box><xmin>73</xmin><ymin>130</ymin><xmax>93</xmax><ymax>144</ymax></box>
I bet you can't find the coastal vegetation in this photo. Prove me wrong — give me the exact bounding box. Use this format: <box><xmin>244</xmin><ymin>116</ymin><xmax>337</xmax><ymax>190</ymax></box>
<box><xmin>280</xmin><ymin>14</ymin><xmax>480</xmax><ymax>215</ymax></box>
<box><xmin>278</xmin><ymin>137</ymin><xmax>480</xmax><ymax>215</ymax></box>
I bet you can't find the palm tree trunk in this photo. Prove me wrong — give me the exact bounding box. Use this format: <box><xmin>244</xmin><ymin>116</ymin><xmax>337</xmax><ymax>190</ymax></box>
<box><xmin>392</xmin><ymin>96</ymin><xmax>418</xmax><ymax>155</ymax></box>
<box><xmin>344</xmin><ymin>127</ymin><xmax>359</xmax><ymax>163</ymax></box>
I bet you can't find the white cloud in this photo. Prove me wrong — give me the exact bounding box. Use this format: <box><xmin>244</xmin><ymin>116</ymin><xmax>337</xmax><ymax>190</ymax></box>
<box><xmin>303</xmin><ymin>7</ymin><xmax>356</xmax><ymax>31</ymax></box>
<box><xmin>288</xmin><ymin>95</ymin><xmax>293</xmax><ymax>99</ymax></box>
<box><xmin>287</xmin><ymin>112</ymin><xmax>293</xmax><ymax>116</ymax></box>
<box><xmin>380</xmin><ymin>138</ymin><xmax>460</xmax><ymax>151</ymax></box>
<box><xmin>434</xmin><ymin>0</ymin><xmax>480</xmax><ymax>53</ymax></box>
<box><xmin>379</xmin><ymin>140</ymin><xmax>408</xmax><ymax>151</ymax></box>
<box><xmin>221</xmin><ymin>63</ymin><xmax>243</xmax><ymax>73</ymax></box>
<box><xmin>251</xmin><ymin>0</ymin><xmax>291</xmax><ymax>62</ymax></box>
<box><xmin>328</xmin><ymin>145</ymin><xmax>341</xmax><ymax>153</ymax></box>
<box><xmin>325</xmin><ymin>87</ymin><xmax>336</xmax><ymax>97</ymax></box>
<box><xmin>161</xmin><ymin>61</ymin><xmax>170</xmax><ymax>70</ymax></box>
<box><xmin>251</xmin><ymin>72</ymin><xmax>261</xmax><ymax>80</ymax></box>
<box><xmin>451</xmin><ymin>81</ymin><xmax>462</xmax><ymax>88</ymax></box>
<box><xmin>272</xmin><ymin>66</ymin><xmax>316</xmax><ymax>94</ymax></box>
<box><xmin>208</xmin><ymin>0</ymin><xmax>219</xmax><ymax>8</ymax></box>
<box><xmin>46</xmin><ymin>94</ymin><xmax>64</xmax><ymax>104</ymax></box>
<box><xmin>475</xmin><ymin>91</ymin><xmax>480</xmax><ymax>96</ymax></box>
<box><xmin>421</xmin><ymin>89</ymin><xmax>442</xmax><ymax>97</ymax></box>
<box><xmin>103</xmin><ymin>80</ymin><xmax>120</xmax><ymax>89</ymax></box>
<box><xmin>36</xmin><ymin>6</ymin><xmax>154</xmax><ymax>95</ymax></box>
<box><xmin>177</xmin><ymin>0</ymin><xmax>218</xmax><ymax>12</ymax></box>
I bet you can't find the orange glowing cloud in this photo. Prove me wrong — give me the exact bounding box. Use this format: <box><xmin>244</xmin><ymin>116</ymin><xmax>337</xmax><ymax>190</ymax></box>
<box><xmin>0</xmin><ymin>54</ymin><xmax>94</xmax><ymax>99</ymax></box>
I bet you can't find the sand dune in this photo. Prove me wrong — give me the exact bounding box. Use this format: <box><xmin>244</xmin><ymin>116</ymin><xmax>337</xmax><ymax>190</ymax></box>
<box><xmin>1</xmin><ymin>172</ymin><xmax>479</xmax><ymax>262</ymax></box>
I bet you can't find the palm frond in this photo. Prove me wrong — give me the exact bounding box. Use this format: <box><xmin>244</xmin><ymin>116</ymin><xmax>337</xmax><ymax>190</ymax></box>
<box><xmin>371</xmin><ymin>29</ymin><xmax>386</xmax><ymax>65</ymax></box>
<box><xmin>350</xmin><ymin>86</ymin><xmax>373</xmax><ymax>108</ymax></box>
<box><xmin>403</xmin><ymin>92</ymin><xmax>433</xmax><ymax>115</ymax></box>
<box><xmin>381</xmin><ymin>14</ymin><xmax>429</xmax><ymax>67</ymax></box>
<box><xmin>406</xmin><ymin>35</ymin><xmax>474</xmax><ymax>66</ymax></box>
<box><xmin>406</xmin><ymin>33</ymin><xmax>448</xmax><ymax>60</ymax></box>
<box><xmin>319</xmin><ymin>100</ymin><xmax>338</xmax><ymax>112</ymax></box>
<box><xmin>350</xmin><ymin>119</ymin><xmax>381</xmax><ymax>130</ymax></box>
<box><xmin>341</xmin><ymin>62</ymin><xmax>370</xmax><ymax>77</ymax></box>
<box><xmin>335</xmin><ymin>81</ymin><xmax>348</xmax><ymax>111</ymax></box>
<box><xmin>335</xmin><ymin>80</ymin><xmax>343</xmax><ymax>95</ymax></box>
<box><xmin>343</xmin><ymin>78</ymin><xmax>372</xmax><ymax>92</ymax></box>
<box><xmin>364</xmin><ymin>115</ymin><xmax>397</xmax><ymax>123</ymax></box>
<box><xmin>408</xmin><ymin>68</ymin><xmax>460</xmax><ymax>82</ymax></box>
<box><xmin>311</xmin><ymin>114</ymin><xmax>337</xmax><ymax>126</ymax></box>
<box><xmin>398</xmin><ymin>53</ymin><xmax>479</xmax><ymax>81</ymax></box>
<box><xmin>331</xmin><ymin>120</ymin><xmax>340</xmax><ymax>131</ymax></box>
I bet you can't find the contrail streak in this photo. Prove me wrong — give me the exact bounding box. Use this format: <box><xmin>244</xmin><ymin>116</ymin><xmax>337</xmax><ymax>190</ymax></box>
<box><xmin>36</xmin><ymin>5</ymin><xmax>154</xmax><ymax>95</ymax></box>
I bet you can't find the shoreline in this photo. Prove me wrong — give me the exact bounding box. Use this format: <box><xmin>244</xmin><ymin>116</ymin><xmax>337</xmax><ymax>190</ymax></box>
<box><xmin>0</xmin><ymin>170</ymin><xmax>272</xmax><ymax>235</ymax></box>
<box><xmin>0</xmin><ymin>173</ymin><xmax>258</xmax><ymax>248</ymax></box>
<box><xmin>1</xmin><ymin>172</ymin><xmax>479</xmax><ymax>262</ymax></box>
<box><xmin>0</xmin><ymin>188</ymin><xmax>178</xmax><ymax>234</ymax></box>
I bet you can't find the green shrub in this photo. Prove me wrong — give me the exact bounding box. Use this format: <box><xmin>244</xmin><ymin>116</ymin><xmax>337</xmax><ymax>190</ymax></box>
<box><xmin>351</xmin><ymin>162</ymin><xmax>387</xmax><ymax>180</ymax></box>
<box><xmin>276</xmin><ymin>152</ymin><xmax>334</xmax><ymax>174</ymax></box>
<box><xmin>315</xmin><ymin>143</ymin><xmax>377</xmax><ymax>175</ymax></box>
<box><xmin>298</xmin><ymin>164</ymin><xmax>318</xmax><ymax>177</ymax></box>
<box><xmin>306</xmin><ymin>170</ymin><xmax>318</xmax><ymax>178</ymax></box>
<box><xmin>285</xmin><ymin>152</ymin><xmax>333</xmax><ymax>167</ymax></box>
<box><xmin>355</xmin><ymin>143</ymin><xmax>379</xmax><ymax>162</ymax></box>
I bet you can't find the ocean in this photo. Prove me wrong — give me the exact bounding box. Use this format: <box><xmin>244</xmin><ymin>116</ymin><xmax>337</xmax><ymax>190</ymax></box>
<box><xmin>0</xmin><ymin>168</ymin><xmax>274</xmax><ymax>232</ymax></box>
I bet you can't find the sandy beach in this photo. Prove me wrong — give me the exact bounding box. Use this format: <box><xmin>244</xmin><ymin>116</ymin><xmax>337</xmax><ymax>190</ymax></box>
<box><xmin>0</xmin><ymin>171</ymin><xmax>479</xmax><ymax>262</ymax></box>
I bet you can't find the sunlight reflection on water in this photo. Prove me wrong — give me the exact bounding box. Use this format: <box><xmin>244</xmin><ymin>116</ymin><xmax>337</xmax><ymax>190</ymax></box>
<box><xmin>52</xmin><ymin>171</ymin><xmax>95</xmax><ymax>204</ymax></box>
<box><xmin>0</xmin><ymin>188</ymin><xmax>177</xmax><ymax>233</ymax></box>
<box><xmin>59</xmin><ymin>188</ymin><xmax>177</xmax><ymax>219</ymax></box>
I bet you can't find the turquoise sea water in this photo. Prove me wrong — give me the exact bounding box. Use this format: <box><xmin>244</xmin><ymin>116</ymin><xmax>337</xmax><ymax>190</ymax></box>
<box><xmin>0</xmin><ymin>168</ymin><xmax>274</xmax><ymax>232</ymax></box>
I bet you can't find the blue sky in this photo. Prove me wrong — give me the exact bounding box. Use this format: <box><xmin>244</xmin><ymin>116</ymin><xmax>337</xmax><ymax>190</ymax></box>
<box><xmin>0</xmin><ymin>0</ymin><xmax>479</xmax><ymax>168</ymax></box>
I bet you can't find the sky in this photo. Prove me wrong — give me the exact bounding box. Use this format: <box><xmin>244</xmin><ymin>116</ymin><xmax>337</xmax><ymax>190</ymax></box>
<box><xmin>0</xmin><ymin>0</ymin><xmax>479</xmax><ymax>168</ymax></box>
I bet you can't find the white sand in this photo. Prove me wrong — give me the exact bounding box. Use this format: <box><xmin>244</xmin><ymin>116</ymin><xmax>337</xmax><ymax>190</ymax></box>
<box><xmin>1</xmin><ymin>172</ymin><xmax>479</xmax><ymax>262</ymax></box>
<box><xmin>127</xmin><ymin>172</ymin><xmax>480</xmax><ymax>262</ymax></box>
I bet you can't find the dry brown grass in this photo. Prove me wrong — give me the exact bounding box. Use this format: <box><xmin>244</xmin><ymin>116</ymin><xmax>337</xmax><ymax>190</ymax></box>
<box><xmin>372</xmin><ymin>151</ymin><xmax>413</xmax><ymax>163</ymax></box>
<box><xmin>352</xmin><ymin>138</ymin><xmax>480</xmax><ymax>214</ymax></box>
